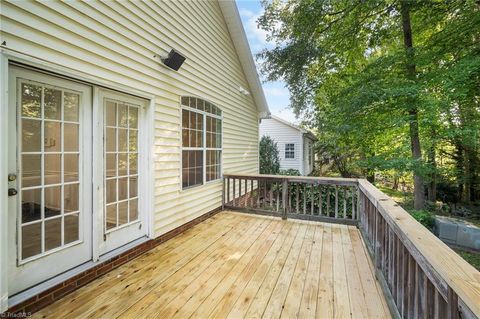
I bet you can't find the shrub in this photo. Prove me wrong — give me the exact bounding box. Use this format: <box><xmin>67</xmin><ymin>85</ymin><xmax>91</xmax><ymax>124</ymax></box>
<box><xmin>410</xmin><ymin>210</ymin><xmax>436</xmax><ymax>230</ymax></box>
<box><xmin>259</xmin><ymin>136</ymin><xmax>280</xmax><ymax>174</ymax></box>
<box><xmin>279</xmin><ymin>169</ymin><xmax>301</xmax><ymax>176</ymax></box>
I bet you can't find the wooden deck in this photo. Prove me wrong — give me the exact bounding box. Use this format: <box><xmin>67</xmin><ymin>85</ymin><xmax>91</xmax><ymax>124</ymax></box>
<box><xmin>34</xmin><ymin>211</ymin><xmax>391</xmax><ymax>318</ymax></box>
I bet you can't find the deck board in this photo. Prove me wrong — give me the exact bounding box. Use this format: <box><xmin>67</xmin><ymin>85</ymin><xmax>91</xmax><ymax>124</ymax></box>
<box><xmin>34</xmin><ymin>211</ymin><xmax>392</xmax><ymax>319</ymax></box>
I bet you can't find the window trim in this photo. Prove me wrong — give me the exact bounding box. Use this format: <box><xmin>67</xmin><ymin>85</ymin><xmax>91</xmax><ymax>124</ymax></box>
<box><xmin>285</xmin><ymin>143</ymin><xmax>295</xmax><ymax>160</ymax></box>
<box><xmin>180</xmin><ymin>97</ymin><xmax>223</xmax><ymax>191</ymax></box>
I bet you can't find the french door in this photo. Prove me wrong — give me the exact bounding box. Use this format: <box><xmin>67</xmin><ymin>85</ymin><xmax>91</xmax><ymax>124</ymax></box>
<box><xmin>95</xmin><ymin>90</ymin><xmax>148</xmax><ymax>255</ymax></box>
<box><xmin>7</xmin><ymin>67</ymin><xmax>148</xmax><ymax>295</ymax></box>
<box><xmin>7</xmin><ymin>67</ymin><xmax>93</xmax><ymax>295</ymax></box>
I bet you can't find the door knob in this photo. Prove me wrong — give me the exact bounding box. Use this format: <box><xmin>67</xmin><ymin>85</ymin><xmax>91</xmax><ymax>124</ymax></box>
<box><xmin>8</xmin><ymin>188</ymin><xmax>18</xmax><ymax>196</ymax></box>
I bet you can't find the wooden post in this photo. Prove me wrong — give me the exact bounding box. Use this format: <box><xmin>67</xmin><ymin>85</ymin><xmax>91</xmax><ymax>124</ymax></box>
<box><xmin>282</xmin><ymin>179</ymin><xmax>288</xmax><ymax>220</ymax></box>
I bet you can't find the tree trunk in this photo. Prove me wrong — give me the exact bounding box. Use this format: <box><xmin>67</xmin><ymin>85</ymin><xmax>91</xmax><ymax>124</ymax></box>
<box><xmin>400</xmin><ymin>1</ymin><xmax>425</xmax><ymax>210</ymax></box>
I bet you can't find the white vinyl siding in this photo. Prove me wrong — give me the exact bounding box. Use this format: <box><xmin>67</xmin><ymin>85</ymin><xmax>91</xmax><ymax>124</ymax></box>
<box><xmin>1</xmin><ymin>0</ymin><xmax>260</xmax><ymax>236</ymax></box>
<box><xmin>259</xmin><ymin>118</ymin><xmax>303</xmax><ymax>173</ymax></box>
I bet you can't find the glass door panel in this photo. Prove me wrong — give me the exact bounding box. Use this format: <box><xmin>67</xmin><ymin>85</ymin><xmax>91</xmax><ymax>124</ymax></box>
<box><xmin>104</xmin><ymin>100</ymin><xmax>139</xmax><ymax>232</ymax></box>
<box><xmin>19</xmin><ymin>81</ymin><xmax>81</xmax><ymax>261</ymax></box>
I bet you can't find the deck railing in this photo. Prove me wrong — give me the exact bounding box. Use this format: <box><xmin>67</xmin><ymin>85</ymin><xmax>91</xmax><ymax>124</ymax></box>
<box><xmin>222</xmin><ymin>174</ymin><xmax>359</xmax><ymax>224</ymax></box>
<box><xmin>222</xmin><ymin>174</ymin><xmax>479</xmax><ymax>319</ymax></box>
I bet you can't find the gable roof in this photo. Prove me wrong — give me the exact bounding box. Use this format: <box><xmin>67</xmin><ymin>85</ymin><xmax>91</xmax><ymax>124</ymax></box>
<box><xmin>218</xmin><ymin>1</ymin><xmax>270</xmax><ymax>119</ymax></box>
<box><xmin>270</xmin><ymin>115</ymin><xmax>317</xmax><ymax>141</ymax></box>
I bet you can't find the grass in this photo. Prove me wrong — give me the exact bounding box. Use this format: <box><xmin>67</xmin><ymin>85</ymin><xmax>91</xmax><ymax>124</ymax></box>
<box><xmin>377</xmin><ymin>185</ymin><xmax>414</xmax><ymax>210</ymax></box>
<box><xmin>454</xmin><ymin>250</ymin><xmax>480</xmax><ymax>271</ymax></box>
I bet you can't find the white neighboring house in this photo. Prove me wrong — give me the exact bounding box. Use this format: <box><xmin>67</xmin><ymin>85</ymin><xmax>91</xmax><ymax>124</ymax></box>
<box><xmin>260</xmin><ymin>115</ymin><xmax>317</xmax><ymax>176</ymax></box>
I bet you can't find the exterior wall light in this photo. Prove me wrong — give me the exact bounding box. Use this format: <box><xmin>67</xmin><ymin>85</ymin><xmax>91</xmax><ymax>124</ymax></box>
<box><xmin>161</xmin><ymin>49</ymin><xmax>186</xmax><ymax>71</ymax></box>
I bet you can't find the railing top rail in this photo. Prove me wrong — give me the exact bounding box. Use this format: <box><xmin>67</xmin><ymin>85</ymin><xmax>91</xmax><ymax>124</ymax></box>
<box><xmin>358</xmin><ymin>179</ymin><xmax>480</xmax><ymax>317</ymax></box>
<box><xmin>223</xmin><ymin>173</ymin><xmax>359</xmax><ymax>186</ymax></box>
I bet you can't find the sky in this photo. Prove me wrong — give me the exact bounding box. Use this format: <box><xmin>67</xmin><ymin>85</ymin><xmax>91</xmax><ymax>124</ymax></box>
<box><xmin>236</xmin><ymin>0</ymin><xmax>298</xmax><ymax>124</ymax></box>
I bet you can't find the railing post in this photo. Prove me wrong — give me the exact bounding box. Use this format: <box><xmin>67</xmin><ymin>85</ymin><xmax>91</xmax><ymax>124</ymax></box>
<box><xmin>282</xmin><ymin>178</ymin><xmax>288</xmax><ymax>220</ymax></box>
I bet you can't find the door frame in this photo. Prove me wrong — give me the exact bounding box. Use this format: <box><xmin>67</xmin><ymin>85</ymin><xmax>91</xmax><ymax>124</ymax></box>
<box><xmin>0</xmin><ymin>50</ymin><xmax>155</xmax><ymax>311</ymax></box>
<box><xmin>93</xmin><ymin>88</ymin><xmax>150</xmax><ymax>258</ymax></box>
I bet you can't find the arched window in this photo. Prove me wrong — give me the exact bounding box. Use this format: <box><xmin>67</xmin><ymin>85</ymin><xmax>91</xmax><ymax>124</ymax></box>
<box><xmin>181</xmin><ymin>97</ymin><xmax>222</xmax><ymax>189</ymax></box>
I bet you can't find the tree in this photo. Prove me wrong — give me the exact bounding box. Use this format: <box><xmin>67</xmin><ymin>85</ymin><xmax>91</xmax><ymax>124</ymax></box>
<box><xmin>257</xmin><ymin>0</ymin><xmax>480</xmax><ymax>208</ymax></box>
<box><xmin>259</xmin><ymin>136</ymin><xmax>281</xmax><ymax>174</ymax></box>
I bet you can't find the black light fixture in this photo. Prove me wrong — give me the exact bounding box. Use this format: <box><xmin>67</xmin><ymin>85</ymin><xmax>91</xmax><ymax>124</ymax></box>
<box><xmin>161</xmin><ymin>49</ymin><xmax>186</xmax><ymax>71</ymax></box>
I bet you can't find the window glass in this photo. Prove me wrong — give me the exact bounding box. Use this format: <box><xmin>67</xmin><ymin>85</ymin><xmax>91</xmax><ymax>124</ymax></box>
<box><xmin>181</xmin><ymin>97</ymin><xmax>222</xmax><ymax>188</ymax></box>
<box><xmin>19</xmin><ymin>82</ymin><xmax>82</xmax><ymax>260</ymax></box>
<box><xmin>285</xmin><ymin>144</ymin><xmax>295</xmax><ymax>159</ymax></box>
<box><xmin>104</xmin><ymin>99</ymin><xmax>140</xmax><ymax>232</ymax></box>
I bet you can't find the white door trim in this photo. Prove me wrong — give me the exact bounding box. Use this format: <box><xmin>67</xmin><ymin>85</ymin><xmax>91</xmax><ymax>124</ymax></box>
<box><xmin>94</xmin><ymin>88</ymin><xmax>151</xmax><ymax>256</ymax></box>
<box><xmin>0</xmin><ymin>50</ymin><xmax>155</xmax><ymax>307</ymax></box>
<box><xmin>0</xmin><ymin>51</ymin><xmax>10</xmax><ymax>314</ymax></box>
<box><xmin>8</xmin><ymin>66</ymin><xmax>93</xmax><ymax>295</ymax></box>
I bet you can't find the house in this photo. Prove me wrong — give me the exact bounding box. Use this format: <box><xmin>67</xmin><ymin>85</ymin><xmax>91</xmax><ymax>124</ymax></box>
<box><xmin>259</xmin><ymin>115</ymin><xmax>316</xmax><ymax>175</ymax></box>
<box><xmin>0</xmin><ymin>0</ymin><xmax>269</xmax><ymax>313</ymax></box>
<box><xmin>1</xmin><ymin>1</ymin><xmax>479</xmax><ymax>318</ymax></box>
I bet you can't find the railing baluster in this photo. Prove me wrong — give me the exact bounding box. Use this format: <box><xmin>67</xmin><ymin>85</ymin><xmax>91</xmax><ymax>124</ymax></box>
<box><xmin>334</xmin><ymin>185</ymin><xmax>338</xmax><ymax>218</ymax></box>
<box><xmin>319</xmin><ymin>185</ymin><xmax>323</xmax><ymax>216</ymax></box>
<box><xmin>250</xmin><ymin>179</ymin><xmax>255</xmax><ymax>207</ymax></box>
<box><xmin>351</xmin><ymin>188</ymin><xmax>355</xmax><ymax>219</ymax></box>
<box><xmin>407</xmin><ymin>255</ymin><xmax>416</xmax><ymax>319</ymax></box>
<box><xmin>256</xmin><ymin>180</ymin><xmax>260</xmax><ymax>208</ymax></box>
<box><xmin>303</xmin><ymin>184</ymin><xmax>306</xmax><ymax>214</ymax></box>
<box><xmin>282</xmin><ymin>179</ymin><xmax>288</xmax><ymax>219</ymax></box>
<box><xmin>240</xmin><ymin>179</ymin><xmax>244</xmax><ymax>208</ymax></box>
<box><xmin>232</xmin><ymin>178</ymin><xmax>236</xmax><ymax>206</ymax></box>
<box><xmin>269</xmin><ymin>182</ymin><xmax>273</xmax><ymax>209</ymax></box>
<box><xmin>447</xmin><ymin>288</ymin><xmax>459</xmax><ymax>319</ymax></box>
<box><xmin>343</xmin><ymin>187</ymin><xmax>347</xmax><ymax>219</ymax></box>
<box><xmin>326</xmin><ymin>188</ymin><xmax>330</xmax><ymax>217</ymax></box>
<box><xmin>402</xmin><ymin>244</ymin><xmax>409</xmax><ymax>318</ymax></box>
<box><xmin>311</xmin><ymin>184</ymin><xmax>314</xmax><ymax>215</ymax></box>
<box><xmin>276</xmin><ymin>182</ymin><xmax>280</xmax><ymax>212</ymax></box>
<box><xmin>227</xmin><ymin>177</ymin><xmax>230</xmax><ymax>205</ymax></box>
<box><xmin>296</xmin><ymin>183</ymin><xmax>299</xmax><ymax>213</ymax></box>
<box><xmin>263</xmin><ymin>180</ymin><xmax>267</xmax><ymax>209</ymax></box>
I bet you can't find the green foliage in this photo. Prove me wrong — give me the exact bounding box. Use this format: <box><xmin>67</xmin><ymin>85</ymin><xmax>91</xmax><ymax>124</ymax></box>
<box><xmin>409</xmin><ymin>209</ymin><xmax>436</xmax><ymax>230</ymax></box>
<box><xmin>279</xmin><ymin>169</ymin><xmax>301</xmax><ymax>176</ymax></box>
<box><xmin>259</xmin><ymin>135</ymin><xmax>280</xmax><ymax>174</ymax></box>
<box><xmin>257</xmin><ymin>0</ymin><xmax>480</xmax><ymax>204</ymax></box>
